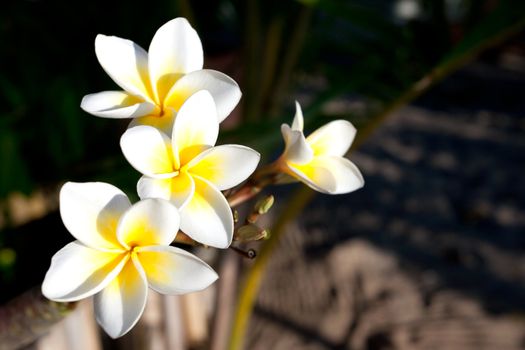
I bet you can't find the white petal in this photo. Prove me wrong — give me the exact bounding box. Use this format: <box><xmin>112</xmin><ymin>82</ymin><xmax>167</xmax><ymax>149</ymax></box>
<box><xmin>95</xmin><ymin>35</ymin><xmax>153</xmax><ymax>102</ymax></box>
<box><xmin>306</xmin><ymin>120</ymin><xmax>356</xmax><ymax>157</ymax></box>
<box><xmin>286</xmin><ymin>162</ymin><xmax>334</xmax><ymax>194</ymax></box>
<box><xmin>137</xmin><ymin>173</ymin><xmax>195</xmax><ymax>210</ymax></box>
<box><xmin>180</xmin><ymin>176</ymin><xmax>233</xmax><ymax>248</ymax></box>
<box><xmin>164</xmin><ymin>69</ymin><xmax>241</xmax><ymax>122</ymax></box>
<box><xmin>291</xmin><ymin>101</ymin><xmax>304</xmax><ymax>131</ymax></box>
<box><xmin>287</xmin><ymin>156</ymin><xmax>364</xmax><ymax>194</ymax></box>
<box><xmin>168</xmin><ymin>173</ymin><xmax>196</xmax><ymax>209</ymax></box>
<box><xmin>94</xmin><ymin>257</ymin><xmax>148</xmax><ymax>339</ymax></box>
<box><xmin>172</xmin><ymin>91</ymin><xmax>218</xmax><ymax>166</ymax></box>
<box><xmin>137</xmin><ymin>176</ymin><xmax>171</xmax><ymax>201</ymax></box>
<box><xmin>60</xmin><ymin>182</ymin><xmax>130</xmax><ymax>250</ymax></box>
<box><xmin>42</xmin><ymin>241</ymin><xmax>127</xmax><ymax>302</ymax></box>
<box><xmin>128</xmin><ymin>107</ymin><xmax>176</xmax><ymax>135</ymax></box>
<box><xmin>117</xmin><ymin>199</ymin><xmax>180</xmax><ymax>249</ymax></box>
<box><xmin>137</xmin><ymin>245</ymin><xmax>218</xmax><ymax>294</ymax></box>
<box><xmin>148</xmin><ymin>18</ymin><xmax>203</xmax><ymax>103</ymax></box>
<box><xmin>187</xmin><ymin>145</ymin><xmax>260</xmax><ymax>190</ymax></box>
<box><xmin>281</xmin><ymin>124</ymin><xmax>313</xmax><ymax>165</ymax></box>
<box><xmin>120</xmin><ymin>126</ymin><xmax>176</xmax><ymax>176</ymax></box>
<box><xmin>81</xmin><ymin>91</ymin><xmax>157</xmax><ymax>119</ymax></box>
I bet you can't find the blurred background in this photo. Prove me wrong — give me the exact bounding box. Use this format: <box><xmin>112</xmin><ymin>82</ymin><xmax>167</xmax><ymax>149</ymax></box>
<box><xmin>0</xmin><ymin>0</ymin><xmax>524</xmax><ymax>349</ymax></box>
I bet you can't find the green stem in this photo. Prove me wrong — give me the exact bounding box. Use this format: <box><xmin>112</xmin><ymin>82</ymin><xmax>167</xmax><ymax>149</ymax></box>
<box><xmin>255</xmin><ymin>17</ymin><xmax>284</xmax><ymax>115</ymax></box>
<box><xmin>268</xmin><ymin>5</ymin><xmax>313</xmax><ymax>118</ymax></box>
<box><xmin>243</xmin><ymin>0</ymin><xmax>262</xmax><ymax>122</ymax></box>
<box><xmin>227</xmin><ymin>186</ymin><xmax>314</xmax><ymax>350</ymax></box>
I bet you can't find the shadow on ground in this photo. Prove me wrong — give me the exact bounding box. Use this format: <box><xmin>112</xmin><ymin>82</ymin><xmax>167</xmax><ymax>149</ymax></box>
<box><xmin>248</xmin><ymin>59</ymin><xmax>525</xmax><ymax>349</ymax></box>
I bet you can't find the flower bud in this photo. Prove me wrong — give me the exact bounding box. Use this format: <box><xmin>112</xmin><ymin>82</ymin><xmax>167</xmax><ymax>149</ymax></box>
<box><xmin>255</xmin><ymin>195</ymin><xmax>274</xmax><ymax>215</ymax></box>
<box><xmin>235</xmin><ymin>224</ymin><xmax>269</xmax><ymax>242</ymax></box>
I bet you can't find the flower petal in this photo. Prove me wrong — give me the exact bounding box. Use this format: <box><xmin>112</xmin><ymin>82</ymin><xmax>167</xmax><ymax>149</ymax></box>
<box><xmin>128</xmin><ymin>107</ymin><xmax>175</xmax><ymax>135</ymax></box>
<box><xmin>148</xmin><ymin>18</ymin><xmax>203</xmax><ymax>103</ymax></box>
<box><xmin>117</xmin><ymin>199</ymin><xmax>180</xmax><ymax>249</ymax></box>
<box><xmin>137</xmin><ymin>245</ymin><xmax>218</xmax><ymax>294</ymax></box>
<box><xmin>164</xmin><ymin>69</ymin><xmax>241</xmax><ymax>122</ymax></box>
<box><xmin>286</xmin><ymin>162</ymin><xmax>334</xmax><ymax>193</ymax></box>
<box><xmin>42</xmin><ymin>241</ymin><xmax>127</xmax><ymax>302</ymax></box>
<box><xmin>291</xmin><ymin>101</ymin><xmax>304</xmax><ymax>131</ymax></box>
<box><xmin>306</xmin><ymin>120</ymin><xmax>356</xmax><ymax>157</ymax></box>
<box><xmin>120</xmin><ymin>126</ymin><xmax>177</xmax><ymax>176</ymax></box>
<box><xmin>187</xmin><ymin>145</ymin><xmax>260</xmax><ymax>190</ymax></box>
<box><xmin>137</xmin><ymin>176</ymin><xmax>171</xmax><ymax>201</ymax></box>
<box><xmin>137</xmin><ymin>173</ymin><xmax>195</xmax><ymax>210</ymax></box>
<box><xmin>95</xmin><ymin>35</ymin><xmax>153</xmax><ymax>102</ymax></box>
<box><xmin>60</xmin><ymin>182</ymin><xmax>130</xmax><ymax>250</ymax></box>
<box><xmin>172</xmin><ymin>91</ymin><xmax>218</xmax><ymax>166</ymax></box>
<box><xmin>180</xmin><ymin>176</ymin><xmax>233</xmax><ymax>248</ymax></box>
<box><xmin>80</xmin><ymin>91</ymin><xmax>157</xmax><ymax>119</ymax></box>
<box><xmin>287</xmin><ymin>156</ymin><xmax>364</xmax><ymax>194</ymax></box>
<box><xmin>281</xmin><ymin>124</ymin><xmax>313</xmax><ymax>165</ymax></box>
<box><xmin>94</xmin><ymin>257</ymin><xmax>148</xmax><ymax>339</ymax></box>
<box><xmin>168</xmin><ymin>172</ymin><xmax>196</xmax><ymax>209</ymax></box>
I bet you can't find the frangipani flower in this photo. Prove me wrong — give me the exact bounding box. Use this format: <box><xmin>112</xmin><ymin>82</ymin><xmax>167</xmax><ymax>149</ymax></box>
<box><xmin>279</xmin><ymin>102</ymin><xmax>364</xmax><ymax>194</ymax></box>
<box><xmin>120</xmin><ymin>90</ymin><xmax>260</xmax><ymax>248</ymax></box>
<box><xmin>42</xmin><ymin>182</ymin><xmax>217</xmax><ymax>338</ymax></box>
<box><xmin>80</xmin><ymin>17</ymin><xmax>241</xmax><ymax>133</ymax></box>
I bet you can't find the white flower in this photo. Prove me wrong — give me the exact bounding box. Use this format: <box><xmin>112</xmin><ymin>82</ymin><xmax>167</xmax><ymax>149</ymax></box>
<box><xmin>80</xmin><ymin>17</ymin><xmax>241</xmax><ymax>133</ymax></box>
<box><xmin>280</xmin><ymin>102</ymin><xmax>364</xmax><ymax>194</ymax></box>
<box><xmin>120</xmin><ymin>90</ymin><xmax>260</xmax><ymax>249</ymax></box>
<box><xmin>42</xmin><ymin>182</ymin><xmax>217</xmax><ymax>338</ymax></box>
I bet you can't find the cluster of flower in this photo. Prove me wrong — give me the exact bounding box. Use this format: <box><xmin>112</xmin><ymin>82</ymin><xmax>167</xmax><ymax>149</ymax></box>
<box><xmin>41</xmin><ymin>18</ymin><xmax>364</xmax><ymax>338</ymax></box>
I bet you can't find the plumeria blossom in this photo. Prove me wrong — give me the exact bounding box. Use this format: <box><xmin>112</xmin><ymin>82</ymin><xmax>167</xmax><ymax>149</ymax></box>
<box><xmin>42</xmin><ymin>182</ymin><xmax>218</xmax><ymax>338</ymax></box>
<box><xmin>80</xmin><ymin>17</ymin><xmax>241</xmax><ymax>133</ymax></box>
<box><xmin>120</xmin><ymin>90</ymin><xmax>260</xmax><ymax>249</ymax></box>
<box><xmin>279</xmin><ymin>102</ymin><xmax>364</xmax><ymax>194</ymax></box>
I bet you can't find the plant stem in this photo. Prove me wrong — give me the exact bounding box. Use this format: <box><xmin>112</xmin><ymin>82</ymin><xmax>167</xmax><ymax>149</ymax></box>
<box><xmin>228</xmin><ymin>187</ymin><xmax>314</xmax><ymax>350</ymax></box>
<box><xmin>227</xmin><ymin>161</ymin><xmax>282</xmax><ymax>208</ymax></box>
<box><xmin>268</xmin><ymin>5</ymin><xmax>313</xmax><ymax>118</ymax></box>
<box><xmin>0</xmin><ymin>286</ymin><xmax>76</xmax><ymax>349</ymax></box>
<box><xmin>255</xmin><ymin>17</ymin><xmax>284</xmax><ymax>116</ymax></box>
<box><xmin>243</xmin><ymin>0</ymin><xmax>262</xmax><ymax>122</ymax></box>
